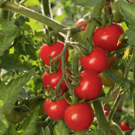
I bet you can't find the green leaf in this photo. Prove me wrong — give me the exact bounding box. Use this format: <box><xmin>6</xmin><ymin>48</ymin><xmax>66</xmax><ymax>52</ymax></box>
<box><xmin>0</xmin><ymin>19</ymin><xmax>18</xmax><ymax>56</ymax></box>
<box><xmin>71</xmin><ymin>0</ymin><xmax>101</xmax><ymax>6</ymax></box>
<box><xmin>126</xmin><ymin>29</ymin><xmax>135</xmax><ymax>46</ymax></box>
<box><xmin>75</xmin><ymin>129</ymin><xmax>88</xmax><ymax>135</ymax></box>
<box><xmin>0</xmin><ymin>69</ymin><xmax>35</xmax><ymax>110</ymax></box>
<box><xmin>88</xmin><ymin>129</ymin><xmax>105</xmax><ymax>135</ymax></box>
<box><xmin>24</xmin><ymin>0</ymin><xmax>40</xmax><ymax>6</ymax></box>
<box><xmin>53</xmin><ymin>120</ymin><xmax>68</xmax><ymax>135</ymax></box>
<box><xmin>0</xmin><ymin>54</ymin><xmax>32</xmax><ymax>71</ymax></box>
<box><xmin>96</xmin><ymin>95</ymin><xmax>113</xmax><ymax>104</ymax></box>
<box><xmin>39</xmin><ymin>126</ymin><xmax>51</xmax><ymax>135</ymax></box>
<box><xmin>0</xmin><ymin>111</ymin><xmax>9</xmax><ymax>135</ymax></box>
<box><xmin>118</xmin><ymin>0</ymin><xmax>135</xmax><ymax>25</ymax></box>
<box><xmin>7</xmin><ymin>124</ymin><xmax>18</xmax><ymax>135</ymax></box>
<box><xmin>17</xmin><ymin>106</ymin><xmax>39</xmax><ymax>135</ymax></box>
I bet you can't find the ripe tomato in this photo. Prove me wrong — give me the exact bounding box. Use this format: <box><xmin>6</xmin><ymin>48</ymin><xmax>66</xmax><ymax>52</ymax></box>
<box><xmin>2</xmin><ymin>109</ymin><xmax>26</xmax><ymax>124</ymax></box>
<box><xmin>42</xmin><ymin>68</ymin><xmax>71</xmax><ymax>92</ymax></box>
<box><xmin>74</xmin><ymin>70</ymin><xmax>102</xmax><ymax>100</ymax></box>
<box><xmin>44</xmin><ymin>98</ymin><xmax>69</xmax><ymax>120</ymax></box>
<box><xmin>80</xmin><ymin>47</ymin><xmax>109</xmax><ymax>73</ymax></box>
<box><xmin>107</xmin><ymin>54</ymin><xmax>117</xmax><ymax>69</ymax></box>
<box><xmin>40</xmin><ymin>41</ymin><xmax>69</xmax><ymax>66</ymax></box>
<box><xmin>93</xmin><ymin>23</ymin><xmax>124</xmax><ymax>52</ymax></box>
<box><xmin>111</xmin><ymin>1</ymin><xmax>123</xmax><ymax>23</ymax></box>
<box><xmin>75</xmin><ymin>18</ymin><xmax>87</xmax><ymax>31</ymax></box>
<box><xmin>121</xmin><ymin>122</ymin><xmax>131</xmax><ymax>131</ymax></box>
<box><xmin>104</xmin><ymin>106</ymin><xmax>109</xmax><ymax>116</ymax></box>
<box><xmin>64</xmin><ymin>102</ymin><xmax>94</xmax><ymax>131</ymax></box>
<box><xmin>99</xmin><ymin>69</ymin><xmax>123</xmax><ymax>87</ymax></box>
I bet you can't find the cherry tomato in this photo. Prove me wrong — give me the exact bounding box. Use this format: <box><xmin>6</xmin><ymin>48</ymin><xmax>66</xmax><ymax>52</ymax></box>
<box><xmin>64</xmin><ymin>102</ymin><xmax>94</xmax><ymax>131</ymax></box>
<box><xmin>2</xmin><ymin>109</ymin><xmax>26</xmax><ymax>124</ymax></box>
<box><xmin>93</xmin><ymin>23</ymin><xmax>124</xmax><ymax>52</ymax></box>
<box><xmin>111</xmin><ymin>1</ymin><xmax>123</xmax><ymax>23</ymax></box>
<box><xmin>80</xmin><ymin>47</ymin><xmax>109</xmax><ymax>73</ymax></box>
<box><xmin>42</xmin><ymin>68</ymin><xmax>71</xmax><ymax>92</ymax></box>
<box><xmin>104</xmin><ymin>105</ymin><xmax>109</xmax><ymax>116</ymax></box>
<box><xmin>121</xmin><ymin>122</ymin><xmax>131</xmax><ymax>131</ymax></box>
<box><xmin>74</xmin><ymin>70</ymin><xmax>102</xmax><ymax>101</ymax></box>
<box><xmin>40</xmin><ymin>41</ymin><xmax>69</xmax><ymax>66</ymax></box>
<box><xmin>107</xmin><ymin>54</ymin><xmax>117</xmax><ymax>69</ymax></box>
<box><xmin>44</xmin><ymin>98</ymin><xmax>69</xmax><ymax>120</ymax></box>
<box><xmin>75</xmin><ymin>18</ymin><xmax>88</xmax><ymax>31</ymax></box>
<box><xmin>99</xmin><ymin>69</ymin><xmax>123</xmax><ymax>87</ymax></box>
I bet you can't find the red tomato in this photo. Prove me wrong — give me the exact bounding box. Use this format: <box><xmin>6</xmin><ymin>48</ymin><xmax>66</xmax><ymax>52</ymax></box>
<box><xmin>80</xmin><ymin>47</ymin><xmax>109</xmax><ymax>73</ymax></box>
<box><xmin>121</xmin><ymin>122</ymin><xmax>131</xmax><ymax>131</ymax></box>
<box><xmin>40</xmin><ymin>41</ymin><xmax>69</xmax><ymax>66</ymax></box>
<box><xmin>42</xmin><ymin>68</ymin><xmax>71</xmax><ymax>92</ymax></box>
<box><xmin>104</xmin><ymin>106</ymin><xmax>109</xmax><ymax>116</ymax></box>
<box><xmin>44</xmin><ymin>98</ymin><xmax>69</xmax><ymax>120</ymax></box>
<box><xmin>93</xmin><ymin>23</ymin><xmax>124</xmax><ymax>52</ymax></box>
<box><xmin>75</xmin><ymin>18</ymin><xmax>88</xmax><ymax>31</ymax></box>
<box><xmin>64</xmin><ymin>102</ymin><xmax>94</xmax><ymax>131</ymax></box>
<box><xmin>74</xmin><ymin>70</ymin><xmax>102</xmax><ymax>100</ymax></box>
<box><xmin>107</xmin><ymin>54</ymin><xmax>117</xmax><ymax>68</ymax></box>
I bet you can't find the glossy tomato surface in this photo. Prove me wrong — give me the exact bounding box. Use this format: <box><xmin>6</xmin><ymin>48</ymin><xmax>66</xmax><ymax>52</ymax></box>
<box><xmin>121</xmin><ymin>122</ymin><xmax>131</xmax><ymax>131</ymax></box>
<box><xmin>74</xmin><ymin>70</ymin><xmax>102</xmax><ymax>100</ymax></box>
<box><xmin>44</xmin><ymin>98</ymin><xmax>69</xmax><ymax>120</ymax></box>
<box><xmin>93</xmin><ymin>23</ymin><xmax>124</xmax><ymax>52</ymax></box>
<box><xmin>42</xmin><ymin>68</ymin><xmax>71</xmax><ymax>92</ymax></box>
<box><xmin>80</xmin><ymin>47</ymin><xmax>109</xmax><ymax>73</ymax></box>
<box><xmin>40</xmin><ymin>41</ymin><xmax>69</xmax><ymax>66</ymax></box>
<box><xmin>75</xmin><ymin>18</ymin><xmax>87</xmax><ymax>31</ymax></box>
<box><xmin>64</xmin><ymin>102</ymin><xmax>94</xmax><ymax>131</ymax></box>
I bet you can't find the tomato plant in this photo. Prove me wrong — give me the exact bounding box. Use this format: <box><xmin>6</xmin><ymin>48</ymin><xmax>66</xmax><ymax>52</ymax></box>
<box><xmin>64</xmin><ymin>102</ymin><xmax>94</xmax><ymax>131</ymax></box>
<box><xmin>107</xmin><ymin>54</ymin><xmax>117</xmax><ymax>68</ymax></box>
<box><xmin>75</xmin><ymin>18</ymin><xmax>87</xmax><ymax>31</ymax></box>
<box><xmin>80</xmin><ymin>47</ymin><xmax>109</xmax><ymax>73</ymax></box>
<box><xmin>93</xmin><ymin>23</ymin><xmax>124</xmax><ymax>52</ymax></box>
<box><xmin>74</xmin><ymin>70</ymin><xmax>102</xmax><ymax>100</ymax></box>
<box><xmin>42</xmin><ymin>68</ymin><xmax>71</xmax><ymax>92</ymax></box>
<box><xmin>44</xmin><ymin>98</ymin><xmax>69</xmax><ymax>120</ymax></box>
<box><xmin>121</xmin><ymin>122</ymin><xmax>131</xmax><ymax>131</ymax></box>
<box><xmin>40</xmin><ymin>41</ymin><xmax>69</xmax><ymax>66</ymax></box>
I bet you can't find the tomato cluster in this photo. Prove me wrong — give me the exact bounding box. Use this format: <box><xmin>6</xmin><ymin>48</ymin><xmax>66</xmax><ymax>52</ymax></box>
<box><xmin>39</xmin><ymin>17</ymin><xmax>125</xmax><ymax>132</ymax></box>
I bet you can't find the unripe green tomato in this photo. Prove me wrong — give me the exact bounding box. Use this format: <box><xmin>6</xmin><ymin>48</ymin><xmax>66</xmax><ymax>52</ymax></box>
<box><xmin>2</xmin><ymin>109</ymin><xmax>26</xmax><ymax>124</ymax></box>
<box><xmin>111</xmin><ymin>1</ymin><xmax>123</xmax><ymax>23</ymax></box>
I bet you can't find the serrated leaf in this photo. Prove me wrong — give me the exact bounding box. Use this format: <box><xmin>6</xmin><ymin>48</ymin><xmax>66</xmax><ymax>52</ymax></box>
<box><xmin>0</xmin><ymin>19</ymin><xmax>18</xmax><ymax>56</ymax></box>
<box><xmin>71</xmin><ymin>0</ymin><xmax>101</xmax><ymax>7</ymax></box>
<box><xmin>53</xmin><ymin>120</ymin><xmax>68</xmax><ymax>135</ymax></box>
<box><xmin>126</xmin><ymin>29</ymin><xmax>135</xmax><ymax>46</ymax></box>
<box><xmin>17</xmin><ymin>106</ymin><xmax>39</xmax><ymax>135</ymax></box>
<box><xmin>0</xmin><ymin>54</ymin><xmax>32</xmax><ymax>71</ymax></box>
<box><xmin>0</xmin><ymin>111</ymin><xmax>9</xmax><ymax>135</ymax></box>
<box><xmin>118</xmin><ymin>0</ymin><xmax>135</xmax><ymax>25</ymax></box>
<box><xmin>88</xmin><ymin>129</ymin><xmax>105</xmax><ymax>135</ymax></box>
<box><xmin>0</xmin><ymin>69</ymin><xmax>35</xmax><ymax>110</ymax></box>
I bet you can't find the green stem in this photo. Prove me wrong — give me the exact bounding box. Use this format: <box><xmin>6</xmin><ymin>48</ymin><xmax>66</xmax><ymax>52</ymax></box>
<box><xmin>110</xmin><ymin>122</ymin><xmax>124</xmax><ymax>135</ymax></box>
<box><xmin>0</xmin><ymin>0</ymin><xmax>4</xmax><ymax>6</ymax></box>
<box><xmin>84</xmin><ymin>0</ymin><xmax>105</xmax><ymax>40</ymax></box>
<box><xmin>1</xmin><ymin>9</ymin><xmax>8</xmax><ymax>19</ymax></box>
<box><xmin>93</xmin><ymin>101</ymin><xmax>110</xmax><ymax>135</ymax></box>
<box><xmin>133</xmin><ymin>56</ymin><xmax>135</xmax><ymax>119</ymax></box>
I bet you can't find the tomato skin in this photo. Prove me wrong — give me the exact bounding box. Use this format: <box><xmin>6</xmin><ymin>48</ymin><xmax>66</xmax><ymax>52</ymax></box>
<box><xmin>40</xmin><ymin>41</ymin><xmax>69</xmax><ymax>66</ymax></box>
<box><xmin>64</xmin><ymin>102</ymin><xmax>94</xmax><ymax>131</ymax></box>
<box><xmin>44</xmin><ymin>98</ymin><xmax>69</xmax><ymax>120</ymax></box>
<box><xmin>42</xmin><ymin>68</ymin><xmax>71</xmax><ymax>92</ymax></box>
<box><xmin>104</xmin><ymin>106</ymin><xmax>109</xmax><ymax>116</ymax></box>
<box><xmin>93</xmin><ymin>23</ymin><xmax>124</xmax><ymax>52</ymax></box>
<box><xmin>80</xmin><ymin>47</ymin><xmax>109</xmax><ymax>73</ymax></box>
<box><xmin>74</xmin><ymin>70</ymin><xmax>102</xmax><ymax>101</ymax></box>
<box><xmin>121</xmin><ymin>122</ymin><xmax>131</xmax><ymax>131</ymax></box>
<box><xmin>107</xmin><ymin>54</ymin><xmax>117</xmax><ymax>68</ymax></box>
<box><xmin>99</xmin><ymin>69</ymin><xmax>123</xmax><ymax>87</ymax></box>
<box><xmin>2</xmin><ymin>109</ymin><xmax>26</xmax><ymax>124</ymax></box>
<box><xmin>75</xmin><ymin>18</ymin><xmax>87</xmax><ymax>31</ymax></box>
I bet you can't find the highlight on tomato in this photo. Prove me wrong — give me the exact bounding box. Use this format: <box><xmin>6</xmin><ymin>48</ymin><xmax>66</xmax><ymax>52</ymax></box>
<box><xmin>74</xmin><ymin>70</ymin><xmax>102</xmax><ymax>101</ymax></box>
<box><xmin>75</xmin><ymin>18</ymin><xmax>88</xmax><ymax>31</ymax></box>
<box><xmin>44</xmin><ymin>98</ymin><xmax>69</xmax><ymax>120</ymax></box>
<box><xmin>64</xmin><ymin>102</ymin><xmax>94</xmax><ymax>131</ymax></box>
<box><xmin>93</xmin><ymin>23</ymin><xmax>124</xmax><ymax>52</ymax></box>
<box><xmin>80</xmin><ymin>47</ymin><xmax>109</xmax><ymax>73</ymax></box>
<box><xmin>40</xmin><ymin>41</ymin><xmax>69</xmax><ymax>66</ymax></box>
